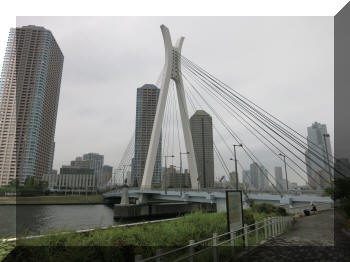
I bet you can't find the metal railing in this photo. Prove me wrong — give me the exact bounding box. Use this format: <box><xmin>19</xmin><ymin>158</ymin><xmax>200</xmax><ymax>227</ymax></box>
<box><xmin>134</xmin><ymin>215</ymin><xmax>293</xmax><ymax>262</ymax></box>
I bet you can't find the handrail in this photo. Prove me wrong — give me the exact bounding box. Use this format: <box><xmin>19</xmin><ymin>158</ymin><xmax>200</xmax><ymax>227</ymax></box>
<box><xmin>134</xmin><ymin>215</ymin><xmax>294</xmax><ymax>262</ymax></box>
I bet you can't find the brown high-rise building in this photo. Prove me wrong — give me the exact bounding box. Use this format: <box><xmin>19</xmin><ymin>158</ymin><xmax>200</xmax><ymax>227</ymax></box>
<box><xmin>190</xmin><ymin>110</ymin><xmax>214</xmax><ymax>188</ymax></box>
<box><xmin>0</xmin><ymin>25</ymin><xmax>64</xmax><ymax>186</ymax></box>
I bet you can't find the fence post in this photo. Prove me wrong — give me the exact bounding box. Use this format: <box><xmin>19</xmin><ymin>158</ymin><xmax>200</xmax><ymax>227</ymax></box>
<box><xmin>156</xmin><ymin>249</ymin><xmax>162</xmax><ymax>262</ymax></box>
<box><xmin>277</xmin><ymin>217</ymin><xmax>280</xmax><ymax>235</ymax></box>
<box><xmin>244</xmin><ymin>224</ymin><xmax>249</xmax><ymax>247</ymax></box>
<box><xmin>213</xmin><ymin>233</ymin><xmax>218</xmax><ymax>262</ymax></box>
<box><xmin>269</xmin><ymin>217</ymin><xmax>273</xmax><ymax>237</ymax></box>
<box><xmin>189</xmin><ymin>240</ymin><xmax>195</xmax><ymax>262</ymax></box>
<box><xmin>135</xmin><ymin>254</ymin><xmax>143</xmax><ymax>262</ymax></box>
<box><xmin>230</xmin><ymin>231</ymin><xmax>235</xmax><ymax>255</ymax></box>
<box><xmin>272</xmin><ymin>217</ymin><xmax>276</xmax><ymax>236</ymax></box>
<box><xmin>264</xmin><ymin>218</ymin><xmax>267</xmax><ymax>240</ymax></box>
<box><xmin>255</xmin><ymin>222</ymin><xmax>259</xmax><ymax>244</ymax></box>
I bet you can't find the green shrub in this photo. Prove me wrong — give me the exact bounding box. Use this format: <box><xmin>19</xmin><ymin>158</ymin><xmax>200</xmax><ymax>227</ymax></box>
<box><xmin>243</xmin><ymin>211</ymin><xmax>255</xmax><ymax>226</ymax></box>
<box><xmin>276</xmin><ymin>206</ymin><xmax>287</xmax><ymax>216</ymax></box>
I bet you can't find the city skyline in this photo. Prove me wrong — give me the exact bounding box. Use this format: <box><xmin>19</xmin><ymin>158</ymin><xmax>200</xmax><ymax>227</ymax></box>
<box><xmin>1</xmin><ymin>17</ymin><xmax>334</xmax><ymax>185</ymax></box>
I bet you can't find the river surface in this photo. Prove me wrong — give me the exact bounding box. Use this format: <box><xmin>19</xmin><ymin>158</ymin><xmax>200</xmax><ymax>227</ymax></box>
<box><xmin>0</xmin><ymin>204</ymin><xmax>118</xmax><ymax>238</ymax></box>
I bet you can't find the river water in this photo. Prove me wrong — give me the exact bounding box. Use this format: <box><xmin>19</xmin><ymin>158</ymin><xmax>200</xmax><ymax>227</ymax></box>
<box><xmin>0</xmin><ymin>204</ymin><xmax>118</xmax><ymax>238</ymax></box>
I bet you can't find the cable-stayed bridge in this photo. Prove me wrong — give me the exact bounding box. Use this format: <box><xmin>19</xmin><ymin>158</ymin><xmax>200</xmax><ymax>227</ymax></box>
<box><xmin>103</xmin><ymin>25</ymin><xmax>345</xmax><ymax>208</ymax></box>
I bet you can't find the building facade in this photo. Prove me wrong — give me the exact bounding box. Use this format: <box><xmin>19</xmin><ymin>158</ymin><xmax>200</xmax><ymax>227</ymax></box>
<box><xmin>190</xmin><ymin>110</ymin><xmax>214</xmax><ymax>188</ymax></box>
<box><xmin>131</xmin><ymin>84</ymin><xmax>162</xmax><ymax>187</ymax></box>
<box><xmin>101</xmin><ymin>165</ymin><xmax>113</xmax><ymax>186</ymax></box>
<box><xmin>43</xmin><ymin>166</ymin><xmax>95</xmax><ymax>193</ymax></box>
<box><xmin>82</xmin><ymin>153</ymin><xmax>104</xmax><ymax>187</ymax></box>
<box><xmin>0</xmin><ymin>25</ymin><xmax>64</xmax><ymax>186</ymax></box>
<box><xmin>305</xmin><ymin>122</ymin><xmax>332</xmax><ymax>190</ymax></box>
<box><xmin>274</xmin><ymin>166</ymin><xmax>286</xmax><ymax>191</ymax></box>
<box><xmin>162</xmin><ymin>165</ymin><xmax>191</xmax><ymax>188</ymax></box>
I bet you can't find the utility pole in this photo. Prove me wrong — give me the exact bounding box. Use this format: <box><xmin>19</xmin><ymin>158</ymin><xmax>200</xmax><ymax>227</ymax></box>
<box><xmin>231</xmin><ymin>144</ymin><xmax>243</xmax><ymax>190</ymax></box>
<box><xmin>279</xmin><ymin>153</ymin><xmax>288</xmax><ymax>192</ymax></box>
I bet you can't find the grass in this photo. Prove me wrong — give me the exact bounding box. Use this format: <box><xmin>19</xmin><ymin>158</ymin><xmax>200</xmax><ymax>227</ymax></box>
<box><xmin>0</xmin><ymin>194</ymin><xmax>104</xmax><ymax>205</ymax></box>
<box><xmin>10</xmin><ymin>205</ymin><xmax>285</xmax><ymax>261</ymax></box>
<box><xmin>0</xmin><ymin>242</ymin><xmax>15</xmax><ymax>261</ymax></box>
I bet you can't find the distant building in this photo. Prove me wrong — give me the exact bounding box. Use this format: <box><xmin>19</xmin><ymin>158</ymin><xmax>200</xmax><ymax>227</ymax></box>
<box><xmin>131</xmin><ymin>84</ymin><xmax>162</xmax><ymax>187</ymax></box>
<box><xmin>249</xmin><ymin>163</ymin><xmax>269</xmax><ymax>190</ymax></box>
<box><xmin>0</xmin><ymin>25</ymin><xmax>64</xmax><ymax>186</ymax></box>
<box><xmin>70</xmin><ymin>157</ymin><xmax>90</xmax><ymax>168</ymax></box>
<box><xmin>249</xmin><ymin>163</ymin><xmax>260</xmax><ymax>190</ymax></box>
<box><xmin>43</xmin><ymin>165</ymin><xmax>95</xmax><ymax>193</ymax></box>
<box><xmin>242</xmin><ymin>170</ymin><xmax>251</xmax><ymax>189</ymax></box>
<box><xmin>163</xmin><ymin>165</ymin><xmax>191</xmax><ymax>188</ymax></box>
<box><xmin>229</xmin><ymin>172</ymin><xmax>238</xmax><ymax>188</ymax></box>
<box><xmin>83</xmin><ymin>153</ymin><xmax>104</xmax><ymax>187</ymax></box>
<box><xmin>101</xmin><ymin>165</ymin><xmax>113</xmax><ymax>186</ymax></box>
<box><xmin>305</xmin><ymin>122</ymin><xmax>332</xmax><ymax>190</ymax></box>
<box><xmin>190</xmin><ymin>110</ymin><xmax>214</xmax><ymax>188</ymax></box>
<box><xmin>259</xmin><ymin>166</ymin><xmax>269</xmax><ymax>190</ymax></box>
<box><xmin>274</xmin><ymin>166</ymin><xmax>285</xmax><ymax>191</ymax></box>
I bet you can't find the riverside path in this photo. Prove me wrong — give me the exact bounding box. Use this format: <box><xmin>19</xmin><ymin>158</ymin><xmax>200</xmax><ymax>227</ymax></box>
<box><xmin>234</xmin><ymin>209</ymin><xmax>350</xmax><ymax>262</ymax></box>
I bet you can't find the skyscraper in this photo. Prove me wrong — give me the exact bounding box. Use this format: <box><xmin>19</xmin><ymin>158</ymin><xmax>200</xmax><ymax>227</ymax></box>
<box><xmin>0</xmin><ymin>25</ymin><xmax>64</xmax><ymax>186</ymax></box>
<box><xmin>274</xmin><ymin>166</ymin><xmax>286</xmax><ymax>191</ymax></box>
<box><xmin>249</xmin><ymin>162</ymin><xmax>260</xmax><ymax>190</ymax></box>
<box><xmin>190</xmin><ymin>110</ymin><xmax>214</xmax><ymax>188</ymax></box>
<box><xmin>83</xmin><ymin>153</ymin><xmax>104</xmax><ymax>187</ymax></box>
<box><xmin>305</xmin><ymin>122</ymin><xmax>332</xmax><ymax>190</ymax></box>
<box><xmin>249</xmin><ymin>162</ymin><xmax>269</xmax><ymax>190</ymax></box>
<box><xmin>131</xmin><ymin>84</ymin><xmax>162</xmax><ymax>187</ymax></box>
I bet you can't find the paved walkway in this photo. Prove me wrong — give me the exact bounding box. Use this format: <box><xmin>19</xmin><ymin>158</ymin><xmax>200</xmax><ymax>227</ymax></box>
<box><xmin>234</xmin><ymin>210</ymin><xmax>350</xmax><ymax>262</ymax></box>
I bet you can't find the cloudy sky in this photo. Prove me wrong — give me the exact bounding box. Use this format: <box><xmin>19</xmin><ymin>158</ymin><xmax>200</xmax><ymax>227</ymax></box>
<box><xmin>2</xmin><ymin>17</ymin><xmax>334</xmax><ymax>185</ymax></box>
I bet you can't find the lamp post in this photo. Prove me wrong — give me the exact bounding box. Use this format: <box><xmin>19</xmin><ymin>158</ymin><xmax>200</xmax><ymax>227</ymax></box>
<box><xmin>322</xmin><ymin>133</ymin><xmax>333</xmax><ymax>186</ymax></box>
<box><xmin>278</xmin><ymin>153</ymin><xmax>288</xmax><ymax>192</ymax></box>
<box><xmin>230</xmin><ymin>144</ymin><xmax>243</xmax><ymax>190</ymax></box>
<box><xmin>163</xmin><ymin>155</ymin><xmax>175</xmax><ymax>192</ymax></box>
<box><xmin>180</xmin><ymin>152</ymin><xmax>190</xmax><ymax>193</ymax></box>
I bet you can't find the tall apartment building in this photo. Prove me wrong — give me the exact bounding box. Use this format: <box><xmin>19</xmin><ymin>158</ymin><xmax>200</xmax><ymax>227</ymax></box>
<box><xmin>305</xmin><ymin>122</ymin><xmax>332</xmax><ymax>190</ymax></box>
<box><xmin>190</xmin><ymin>110</ymin><xmax>214</xmax><ymax>188</ymax></box>
<box><xmin>0</xmin><ymin>25</ymin><xmax>64</xmax><ymax>186</ymax></box>
<box><xmin>249</xmin><ymin>162</ymin><xmax>269</xmax><ymax>190</ymax></box>
<box><xmin>131</xmin><ymin>84</ymin><xmax>162</xmax><ymax>187</ymax></box>
<box><xmin>274</xmin><ymin>166</ymin><xmax>285</xmax><ymax>191</ymax></box>
<box><xmin>82</xmin><ymin>153</ymin><xmax>104</xmax><ymax>187</ymax></box>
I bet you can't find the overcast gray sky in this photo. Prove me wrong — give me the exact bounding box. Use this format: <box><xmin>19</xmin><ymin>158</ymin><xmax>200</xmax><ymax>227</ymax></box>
<box><xmin>11</xmin><ymin>16</ymin><xmax>333</xmax><ymax>185</ymax></box>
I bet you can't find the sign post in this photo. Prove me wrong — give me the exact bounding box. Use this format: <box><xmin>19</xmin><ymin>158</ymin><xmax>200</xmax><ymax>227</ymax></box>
<box><xmin>225</xmin><ymin>190</ymin><xmax>244</xmax><ymax>233</ymax></box>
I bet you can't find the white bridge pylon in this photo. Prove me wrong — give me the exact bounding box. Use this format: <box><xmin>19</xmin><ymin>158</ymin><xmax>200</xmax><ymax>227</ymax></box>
<box><xmin>140</xmin><ymin>25</ymin><xmax>200</xmax><ymax>190</ymax></box>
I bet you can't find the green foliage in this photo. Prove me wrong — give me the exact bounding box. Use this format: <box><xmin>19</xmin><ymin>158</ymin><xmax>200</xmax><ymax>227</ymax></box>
<box><xmin>329</xmin><ymin>177</ymin><xmax>350</xmax><ymax>218</ymax></box>
<box><xmin>0</xmin><ymin>242</ymin><xmax>15</xmax><ymax>261</ymax></box>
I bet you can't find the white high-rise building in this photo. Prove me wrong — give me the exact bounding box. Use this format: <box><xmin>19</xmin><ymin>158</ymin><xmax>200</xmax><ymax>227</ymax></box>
<box><xmin>305</xmin><ymin>122</ymin><xmax>332</xmax><ymax>190</ymax></box>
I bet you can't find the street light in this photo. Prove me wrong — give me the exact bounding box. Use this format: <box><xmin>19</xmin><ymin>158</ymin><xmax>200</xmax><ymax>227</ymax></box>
<box><xmin>180</xmin><ymin>152</ymin><xmax>190</xmax><ymax>193</ymax></box>
<box><xmin>322</xmin><ymin>133</ymin><xmax>333</xmax><ymax>186</ymax></box>
<box><xmin>278</xmin><ymin>153</ymin><xmax>288</xmax><ymax>192</ymax></box>
<box><xmin>230</xmin><ymin>144</ymin><xmax>243</xmax><ymax>190</ymax></box>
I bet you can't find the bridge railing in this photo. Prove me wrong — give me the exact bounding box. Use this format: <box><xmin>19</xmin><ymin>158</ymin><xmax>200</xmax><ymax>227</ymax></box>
<box><xmin>134</xmin><ymin>215</ymin><xmax>293</xmax><ymax>262</ymax></box>
<box><xmin>107</xmin><ymin>186</ymin><xmax>325</xmax><ymax>196</ymax></box>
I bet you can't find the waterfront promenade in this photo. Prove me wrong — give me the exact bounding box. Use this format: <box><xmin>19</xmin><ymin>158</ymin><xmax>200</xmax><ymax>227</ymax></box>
<box><xmin>235</xmin><ymin>209</ymin><xmax>350</xmax><ymax>262</ymax></box>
